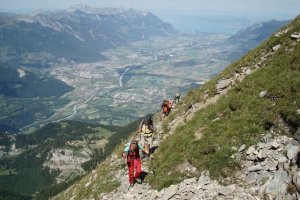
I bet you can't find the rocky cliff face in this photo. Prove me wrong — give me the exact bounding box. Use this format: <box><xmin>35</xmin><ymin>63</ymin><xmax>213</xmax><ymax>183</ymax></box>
<box><xmin>53</xmin><ymin>16</ymin><xmax>300</xmax><ymax>200</ymax></box>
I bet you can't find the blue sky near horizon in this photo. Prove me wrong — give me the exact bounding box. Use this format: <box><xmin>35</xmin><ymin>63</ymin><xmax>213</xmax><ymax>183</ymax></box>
<box><xmin>0</xmin><ymin>0</ymin><xmax>299</xmax><ymax>33</ymax></box>
<box><xmin>0</xmin><ymin>0</ymin><xmax>299</xmax><ymax>15</ymax></box>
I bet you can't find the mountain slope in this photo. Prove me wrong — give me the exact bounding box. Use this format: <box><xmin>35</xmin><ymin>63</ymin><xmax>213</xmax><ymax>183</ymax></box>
<box><xmin>0</xmin><ymin>6</ymin><xmax>177</xmax><ymax>65</ymax></box>
<box><xmin>149</xmin><ymin>15</ymin><xmax>300</xmax><ymax>188</ymax></box>
<box><xmin>52</xmin><ymin>15</ymin><xmax>300</xmax><ymax>200</ymax></box>
<box><xmin>226</xmin><ymin>19</ymin><xmax>289</xmax><ymax>60</ymax></box>
<box><xmin>0</xmin><ymin>65</ymin><xmax>74</xmax><ymax>132</ymax></box>
<box><xmin>0</xmin><ymin>65</ymin><xmax>73</xmax><ymax>98</ymax></box>
<box><xmin>0</xmin><ymin>119</ymin><xmax>139</xmax><ymax>200</ymax></box>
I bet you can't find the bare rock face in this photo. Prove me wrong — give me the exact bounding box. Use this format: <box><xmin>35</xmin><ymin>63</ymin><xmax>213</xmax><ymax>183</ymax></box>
<box><xmin>286</xmin><ymin>144</ymin><xmax>300</xmax><ymax>162</ymax></box>
<box><xmin>216</xmin><ymin>78</ymin><xmax>232</xmax><ymax>93</ymax></box>
<box><xmin>259</xmin><ymin>91</ymin><xmax>268</xmax><ymax>98</ymax></box>
<box><xmin>293</xmin><ymin>171</ymin><xmax>300</xmax><ymax>191</ymax></box>
<box><xmin>43</xmin><ymin>148</ymin><xmax>92</xmax><ymax>182</ymax></box>
<box><xmin>160</xmin><ymin>185</ymin><xmax>178</xmax><ymax>200</ymax></box>
<box><xmin>272</xmin><ymin>44</ymin><xmax>281</xmax><ymax>51</ymax></box>
<box><xmin>176</xmin><ymin>159</ymin><xmax>197</xmax><ymax>174</ymax></box>
<box><xmin>291</xmin><ymin>32</ymin><xmax>300</xmax><ymax>40</ymax></box>
<box><xmin>294</xmin><ymin>128</ymin><xmax>300</xmax><ymax>142</ymax></box>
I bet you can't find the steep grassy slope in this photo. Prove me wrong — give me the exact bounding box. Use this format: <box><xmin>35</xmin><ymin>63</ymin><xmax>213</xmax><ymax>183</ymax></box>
<box><xmin>52</xmin><ymin>15</ymin><xmax>300</xmax><ymax>199</ymax></box>
<box><xmin>149</xmin><ymin>16</ymin><xmax>300</xmax><ymax>189</ymax></box>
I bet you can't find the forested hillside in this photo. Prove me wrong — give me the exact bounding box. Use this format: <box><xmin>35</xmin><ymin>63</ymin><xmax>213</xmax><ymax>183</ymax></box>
<box><xmin>0</xmin><ymin>119</ymin><xmax>139</xmax><ymax>200</ymax></box>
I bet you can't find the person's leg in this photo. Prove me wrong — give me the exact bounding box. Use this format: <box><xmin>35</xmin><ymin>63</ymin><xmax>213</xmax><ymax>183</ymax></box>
<box><xmin>135</xmin><ymin>159</ymin><xmax>142</xmax><ymax>182</ymax></box>
<box><xmin>143</xmin><ymin>136</ymin><xmax>149</xmax><ymax>152</ymax></box>
<box><xmin>140</xmin><ymin>134</ymin><xmax>145</xmax><ymax>149</ymax></box>
<box><xmin>127</xmin><ymin>161</ymin><xmax>134</xmax><ymax>184</ymax></box>
<box><xmin>147</xmin><ymin>136</ymin><xmax>153</xmax><ymax>154</ymax></box>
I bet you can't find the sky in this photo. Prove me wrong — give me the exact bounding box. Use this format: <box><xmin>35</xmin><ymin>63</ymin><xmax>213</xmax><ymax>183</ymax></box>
<box><xmin>0</xmin><ymin>0</ymin><xmax>299</xmax><ymax>33</ymax></box>
<box><xmin>0</xmin><ymin>0</ymin><xmax>299</xmax><ymax>15</ymax></box>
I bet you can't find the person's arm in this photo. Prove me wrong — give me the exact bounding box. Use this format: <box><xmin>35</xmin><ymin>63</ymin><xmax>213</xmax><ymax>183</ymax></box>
<box><xmin>148</xmin><ymin>125</ymin><xmax>154</xmax><ymax>132</ymax></box>
<box><xmin>138</xmin><ymin>119</ymin><xmax>144</xmax><ymax>132</ymax></box>
<box><xmin>124</xmin><ymin>144</ymin><xmax>130</xmax><ymax>153</ymax></box>
<box><xmin>139</xmin><ymin>144</ymin><xmax>149</xmax><ymax>155</ymax></box>
<box><xmin>143</xmin><ymin>148</ymin><xmax>149</xmax><ymax>155</ymax></box>
<box><xmin>122</xmin><ymin>152</ymin><xmax>127</xmax><ymax>165</ymax></box>
<box><xmin>123</xmin><ymin>144</ymin><xmax>130</xmax><ymax>163</ymax></box>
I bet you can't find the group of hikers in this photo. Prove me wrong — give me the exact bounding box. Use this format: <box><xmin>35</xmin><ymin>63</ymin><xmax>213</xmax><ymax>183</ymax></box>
<box><xmin>122</xmin><ymin>93</ymin><xmax>181</xmax><ymax>189</ymax></box>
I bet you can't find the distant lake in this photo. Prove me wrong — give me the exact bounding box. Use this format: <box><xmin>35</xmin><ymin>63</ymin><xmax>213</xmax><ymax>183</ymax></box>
<box><xmin>159</xmin><ymin>15</ymin><xmax>254</xmax><ymax>34</ymax></box>
<box><xmin>153</xmin><ymin>12</ymin><xmax>293</xmax><ymax>34</ymax></box>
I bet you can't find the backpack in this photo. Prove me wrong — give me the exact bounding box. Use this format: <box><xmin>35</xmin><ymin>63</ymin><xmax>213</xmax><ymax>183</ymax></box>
<box><xmin>163</xmin><ymin>99</ymin><xmax>169</xmax><ymax>106</ymax></box>
<box><xmin>163</xmin><ymin>105</ymin><xmax>168</xmax><ymax>113</ymax></box>
<box><xmin>145</xmin><ymin>115</ymin><xmax>153</xmax><ymax>126</ymax></box>
<box><xmin>142</xmin><ymin>124</ymin><xmax>152</xmax><ymax>134</ymax></box>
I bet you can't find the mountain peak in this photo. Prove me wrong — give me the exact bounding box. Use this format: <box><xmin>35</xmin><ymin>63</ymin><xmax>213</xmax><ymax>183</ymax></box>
<box><xmin>68</xmin><ymin>4</ymin><xmax>148</xmax><ymax>16</ymax></box>
<box><xmin>1</xmin><ymin>7</ymin><xmax>176</xmax><ymax>64</ymax></box>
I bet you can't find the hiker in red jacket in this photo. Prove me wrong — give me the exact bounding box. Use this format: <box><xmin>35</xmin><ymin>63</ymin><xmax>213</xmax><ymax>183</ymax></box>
<box><xmin>122</xmin><ymin>140</ymin><xmax>149</xmax><ymax>189</ymax></box>
<box><xmin>161</xmin><ymin>99</ymin><xmax>172</xmax><ymax>117</ymax></box>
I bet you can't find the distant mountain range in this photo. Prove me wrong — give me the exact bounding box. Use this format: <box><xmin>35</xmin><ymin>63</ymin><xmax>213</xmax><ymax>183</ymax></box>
<box><xmin>226</xmin><ymin>20</ymin><xmax>289</xmax><ymax>59</ymax></box>
<box><xmin>0</xmin><ymin>5</ymin><xmax>177</xmax><ymax>66</ymax></box>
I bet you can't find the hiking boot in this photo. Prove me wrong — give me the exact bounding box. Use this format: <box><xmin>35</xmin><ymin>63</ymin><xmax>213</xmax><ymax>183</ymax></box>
<box><xmin>135</xmin><ymin>178</ymin><xmax>142</xmax><ymax>184</ymax></box>
<box><xmin>128</xmin><ymin>183</ymin><xmax>134</xmax><ymax>190</ymax></box>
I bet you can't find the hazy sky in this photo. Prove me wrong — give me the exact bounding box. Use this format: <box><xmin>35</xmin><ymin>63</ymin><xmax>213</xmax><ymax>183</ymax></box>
<box><xmin>1</xmin><ymin>0</ymin><xmax>299</xmax><ymax>33</ymax></box>
<box><xmin>0</xmin><ymin>0</ymin><xmax>299</xmax><ymax>16</ymax></box>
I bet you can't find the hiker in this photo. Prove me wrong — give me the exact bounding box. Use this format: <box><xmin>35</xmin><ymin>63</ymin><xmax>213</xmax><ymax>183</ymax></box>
<box><xmin>173</xmin><ymin>93</ymin><xmax>181</xmax><ymax>104</ymax></box>
<box><xmin>122</xmin><ymin>140</ymin><xmax>149</xmax><ymax>189</ymax></box>
<box><xmin>161</xmin><ymin>99</ymin><xmax>172</xmax><ymax>117</ymax></box>
<box><xmin>138</xmin><ymin>115</ymin><xmax>155</xmax><ymax>157</ymax></box>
